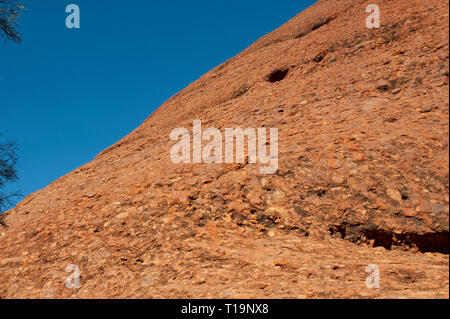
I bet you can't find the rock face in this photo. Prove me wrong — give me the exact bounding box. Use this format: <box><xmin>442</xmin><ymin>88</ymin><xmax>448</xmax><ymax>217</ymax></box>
<box><xmin>0</xmin><ymin>0</ymin><xmax>448</xmax><ymax>298</ymax></box>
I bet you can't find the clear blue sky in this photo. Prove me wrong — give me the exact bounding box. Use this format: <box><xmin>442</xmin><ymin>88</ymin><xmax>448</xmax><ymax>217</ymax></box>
<box><xmin>0</xmin><ymin>0</ymin><xmax>315</xmax><ymax>201</ymax></box>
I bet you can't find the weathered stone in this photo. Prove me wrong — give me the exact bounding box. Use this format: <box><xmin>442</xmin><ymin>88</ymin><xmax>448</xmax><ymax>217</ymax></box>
<box><xmin>387</xmin><ymin>189</ymin><xmax>403</xmax><ymax>202</ymax></box>
<box><xmin>0</xmin><ymin>0</ymin><xmax>448</xmax><ymax>299</ymax></box>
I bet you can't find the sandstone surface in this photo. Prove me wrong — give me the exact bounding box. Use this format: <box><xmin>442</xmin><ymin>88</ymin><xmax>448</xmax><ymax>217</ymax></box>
<box><xmin>0</xmin><ymin>0</ymin><xmax>448</xmax><ymax>298</ymax></box>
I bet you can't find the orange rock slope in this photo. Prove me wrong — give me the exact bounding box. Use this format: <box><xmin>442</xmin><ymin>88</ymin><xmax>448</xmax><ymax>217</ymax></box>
<box><xmin>0</xmin><ymin>0</ymin><xmax>448</xmax><ymax>298</ymax></box>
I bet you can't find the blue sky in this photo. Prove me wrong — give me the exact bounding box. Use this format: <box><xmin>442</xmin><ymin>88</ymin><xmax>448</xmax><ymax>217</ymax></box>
<box><xmin>0</xmin><ymin>0</ymin><xmax>315</xmax><ymax>202</ymax></box>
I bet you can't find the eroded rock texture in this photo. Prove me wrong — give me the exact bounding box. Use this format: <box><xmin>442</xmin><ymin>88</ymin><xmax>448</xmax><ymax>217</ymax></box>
<box><xmin>0</xmin><ymin>0</ymin><xmax>448</xmax><ymax>298</ymax></box>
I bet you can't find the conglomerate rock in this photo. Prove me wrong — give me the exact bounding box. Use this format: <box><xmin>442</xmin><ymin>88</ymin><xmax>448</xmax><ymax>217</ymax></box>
<box><xmin>0</xmin><ymin>0</ymin><xmax>448</xmax><ymax>298</ymax></box>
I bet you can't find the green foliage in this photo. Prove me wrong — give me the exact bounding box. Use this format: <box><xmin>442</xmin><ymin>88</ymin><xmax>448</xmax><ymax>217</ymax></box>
<box><xmin>0</xmin><ymin>0</ymin><xmax>25</xmax><ymax>43</ymax></box>
<box><xmin>0</xmin><ymin>135</ymin><xmax>20</xmax><ymax>212</ymax></box>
